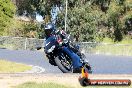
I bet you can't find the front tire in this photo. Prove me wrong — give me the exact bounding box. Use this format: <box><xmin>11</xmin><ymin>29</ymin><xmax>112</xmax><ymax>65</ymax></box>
<box><xmin>54</xmin><ymin>55</ymin><xmax>72</xmax><ymax>73</ymax></box>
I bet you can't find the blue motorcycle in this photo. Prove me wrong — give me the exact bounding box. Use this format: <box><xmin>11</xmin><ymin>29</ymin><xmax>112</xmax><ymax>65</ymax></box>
<box><xmin>44</xmin><ymin>35</ymin><xmax>92</xmax><ymax>73</ymax></box>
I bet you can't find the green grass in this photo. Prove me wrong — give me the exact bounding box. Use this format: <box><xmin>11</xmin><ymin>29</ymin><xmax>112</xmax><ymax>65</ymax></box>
<box><xmin>102</xmin><ymin>37</ymin><xmax>132</xmax><ymax>44</ymax></box>
<box><xmin>14</xmin><ymin>82</ymin><xmax>71</xmax><ymax>88</ymax></box>
<box><xmin>83</xmin><ymin>44</ymin><xmax>132</xmax><ymax>56</ymax></box>
<box><xmin>93</xmin><ymin>44</ymin><xmax>132</xmax><ymax>56</ymax></box>
<box><xmin>14</xmin><ymin>82</ymin><xmax>132</xmax><ymax>88</ymax></box>
<box><xmin>89</xmin><ymin>37</ymin><xmax>132</xmax><ymax>56</ymax></box>
<box><xmin>102</xmin><ymin>37</ymin><xmax>114</xmax><ymax>44</ymax></box>
<box><xmin>119</xmin><ymin>38</ymin><xmax>132</xmax><ymax>44</ymax></box>
<box><xmin>0</xmin><ymin>59</ymin><xmax>32</xmax><ymax>73</ymax></box>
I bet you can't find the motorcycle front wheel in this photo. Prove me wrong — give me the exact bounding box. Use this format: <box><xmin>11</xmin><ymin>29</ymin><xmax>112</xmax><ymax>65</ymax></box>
<box><xmin>54</xmin><ymin>53</ymin><xmax>73</xmax><ymax>73</ymax></box>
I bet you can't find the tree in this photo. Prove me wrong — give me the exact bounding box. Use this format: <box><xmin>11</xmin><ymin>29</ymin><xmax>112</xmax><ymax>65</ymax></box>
<box><xmin>28</xmin><ymin>0</ymin><xmax>105</xmax><ymax>41</ymax></box>
<box><xmin>14</xmin><ymin>0</ymin><xmax>132</xmax><ymax>42</ymax></box>
<box><xmin>0</xmin><ymin>0</ymin><xmax>16</xmax><ymax>35</ymax></box>
<box><xmin>66</xmin><ymin>5</ymin><xmax>100</xmax><ymax>41</ymax></box>
<box><xmin>57</xmin><ymin>0</ymin><xmax>102</xmax><ymax>42</ymax></box>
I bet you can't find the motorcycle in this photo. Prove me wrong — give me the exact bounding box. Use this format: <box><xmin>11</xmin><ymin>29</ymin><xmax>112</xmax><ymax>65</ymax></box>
<box><xmin>43</xmin><ymin>34</ymin><xmax>92</xmax><ymax>73</ymax></box>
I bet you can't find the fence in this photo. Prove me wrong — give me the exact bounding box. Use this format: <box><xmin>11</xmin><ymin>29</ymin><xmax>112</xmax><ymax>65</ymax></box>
<box><xmin>0</xmin><ymin>36</ymin><xmax>132</xmax><ymax>56</ymax></box>
<box><xmin>78</xmin><ymin>42</ymin><xmax>132</xmax><ymax>56</ymax></box>
<box><xmin>0</xmin><ymin>36</ymin><xmax>44</xmax><ymax>50</ymax></box>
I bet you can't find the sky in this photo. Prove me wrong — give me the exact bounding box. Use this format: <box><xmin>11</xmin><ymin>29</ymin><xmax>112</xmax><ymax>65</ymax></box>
<box><xmin>36</xmin><ymin>14</ymin><xmax>43</xmax><ymax>22</ymax></box>
<box><xmin>36</xmin><ymin>5</ymin><xmax>62</xmax><ymax>23</ymax></box>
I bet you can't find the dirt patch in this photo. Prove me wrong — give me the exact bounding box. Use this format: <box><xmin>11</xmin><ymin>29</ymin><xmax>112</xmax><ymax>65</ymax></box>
<box><xmin>0</xmin><ymin>74</ymin><xmax>132</xmax><ymax>88</ymax></box>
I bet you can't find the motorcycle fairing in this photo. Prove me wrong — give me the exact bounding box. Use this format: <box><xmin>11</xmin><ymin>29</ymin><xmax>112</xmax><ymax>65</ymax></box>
<box><xmin>61</xmin><ymin>46</ymin><xmax>82</xmax><ymax>69</ymax></box>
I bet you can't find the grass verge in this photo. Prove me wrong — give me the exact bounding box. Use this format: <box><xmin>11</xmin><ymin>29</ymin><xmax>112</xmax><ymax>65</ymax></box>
<box><xmin>0</xmin><ymin>59</ymin><xmax>32</xmax><ymax>73</ymax></box>
<box><xmin>94</xmin><ymin>44</ymin><xmax>132</xmax><ymax>56</ymax></box>
<box><xmin>102</xmin><ymin>37</ymin><xmax>132</xmax><ymax>44</ymax></box>
<box><xmin>14</xmin><ymin>82</ymin><xmax>132</xmax><ymax>88</ymax></box>
<box><xmin>93</xmin><ymin>37</ymin><xmax>132</xmax><ymax>56</ymax></box>
<box><xmin>14</xmin><ymin>82</ymin><xmax>71</xmax><ymax>88</ymax></box>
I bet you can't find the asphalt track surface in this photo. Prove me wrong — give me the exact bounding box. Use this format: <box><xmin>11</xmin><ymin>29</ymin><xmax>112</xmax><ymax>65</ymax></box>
<box><xmin>0</xmin><ymin>49</ymin><xmax>132</xmax><ymax>74</ymax></box>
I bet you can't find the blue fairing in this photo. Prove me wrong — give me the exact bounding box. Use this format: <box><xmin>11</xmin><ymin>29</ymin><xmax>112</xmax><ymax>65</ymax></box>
<box><xmin>61</xmin><ymin>47</ymin><xmax>82</xmax><ymax>69</ymax></box>
<box><xmin>44</xmin><ymin>36</ymin><xmax>57</xmax><ymax>53</ymax></box>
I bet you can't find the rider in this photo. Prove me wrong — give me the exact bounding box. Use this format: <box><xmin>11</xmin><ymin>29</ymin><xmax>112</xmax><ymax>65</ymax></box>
<box><xmin>44</xmin><ymin>23</ymin><xmax>67</xmax><ymax>40</ymax></box>
<box><xmin>45</xmin><ymin>23</ymin><xmax>80</xmax><ymax>53</ymax></box>
<box><xmin>44</xmin><ymin>23</ymin><xmax>82</xmax><ymax>73</ymax></box>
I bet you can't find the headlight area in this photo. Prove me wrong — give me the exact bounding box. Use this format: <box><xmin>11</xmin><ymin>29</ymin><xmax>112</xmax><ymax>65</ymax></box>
<box><xmin>47</xmin><ymin>45</ymin><xmax>56</xmax><ymax>53</ymax></box>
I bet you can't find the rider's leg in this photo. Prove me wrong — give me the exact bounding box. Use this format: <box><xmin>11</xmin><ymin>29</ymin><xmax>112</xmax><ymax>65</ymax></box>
<box><xmin>62</xmin><ymin>47</ymin><xmax>82</xmax><ymax>72</ymax></box>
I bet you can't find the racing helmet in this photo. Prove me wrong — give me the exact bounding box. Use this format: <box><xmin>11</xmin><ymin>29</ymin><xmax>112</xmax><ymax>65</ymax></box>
<box><xmin>44</xmin><ymin>23</ymin><xmax>55</xmax><ymax>37</ymax></box>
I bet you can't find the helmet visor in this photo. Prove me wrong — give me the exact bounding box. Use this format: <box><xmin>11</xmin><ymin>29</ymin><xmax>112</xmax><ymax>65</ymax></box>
<box><xmin>45</xmin><ymin>29</ymin><xmax>52</xmax><ymax>36</ymax></box>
